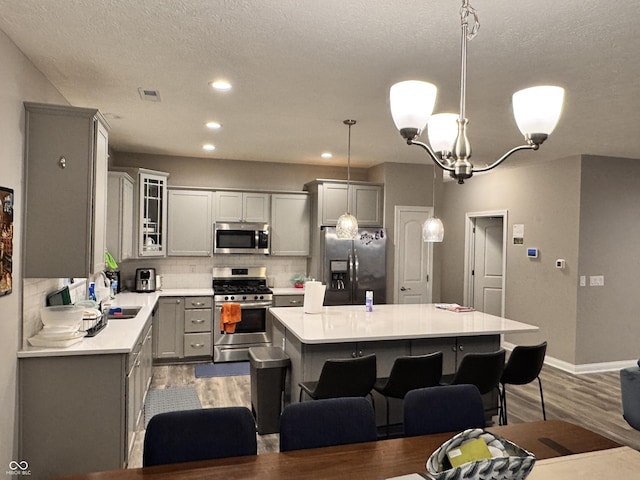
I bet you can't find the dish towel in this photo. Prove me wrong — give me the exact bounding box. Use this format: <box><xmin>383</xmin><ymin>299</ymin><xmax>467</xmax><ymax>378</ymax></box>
<box><xmin>221</xmin><ymin>303</ymin><xmax>242</xmax><ymax>333</ymax></box>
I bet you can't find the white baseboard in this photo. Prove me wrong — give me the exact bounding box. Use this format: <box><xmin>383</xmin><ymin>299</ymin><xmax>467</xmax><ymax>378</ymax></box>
<box><xmin>501</xmin><ymin>341</ymin><xmax>637</xmax><ymax>374</ymax></box>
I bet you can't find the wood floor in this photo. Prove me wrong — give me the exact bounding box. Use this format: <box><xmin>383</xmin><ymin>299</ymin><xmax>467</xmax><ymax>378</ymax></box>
<box><xmin>128</xmin><ymin>362</ymin><xmax>640</xmax><ymax>468</ymax></box>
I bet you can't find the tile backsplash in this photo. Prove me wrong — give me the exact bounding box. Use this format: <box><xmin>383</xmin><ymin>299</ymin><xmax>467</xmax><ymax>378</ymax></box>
<box><xmin>118</xmin><ymin>256</ymin><xmax>308</xmax><ymax>291</ymax></box>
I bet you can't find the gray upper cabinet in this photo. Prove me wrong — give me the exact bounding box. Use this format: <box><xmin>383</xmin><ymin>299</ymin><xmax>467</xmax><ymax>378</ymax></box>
<box><xmin>305</xmin><ymin>180</ymin><xmax>384</xmax><ymax>228</ymax></box>
<box><xmin>24</xmin><ymin>102</ymin><xmax>109</xmax><ymax>278</ymax></box>
<box><xmin>137</xmin><ymin>169</ymin><xmax>169</xmax><ymax>257</ymax></box>
<box><xmin>107</xmin><ymin>172</ymin><xmax>134</xmax><ymax>263</ymax></box>
<box><xmin>214</xmin><ymin>191</ymin><xmax>270</xmax><ymax>223</ymax></box>
<box><xmin>270</xmin><ymin>193</ymin><xmax>310</xmax><ymax>256</ymax></box>
<box><xmin>167</xmin><ymin>189</ymin><xmax>213</xmax><ymax>256</ymax></box>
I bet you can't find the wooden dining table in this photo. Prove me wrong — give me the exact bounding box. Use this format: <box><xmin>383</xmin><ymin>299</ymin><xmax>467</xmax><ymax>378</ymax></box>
<box><xmin>55</xmin><ymin>420</ymin><xmax>621</xmax><ymax>480</ymax></box>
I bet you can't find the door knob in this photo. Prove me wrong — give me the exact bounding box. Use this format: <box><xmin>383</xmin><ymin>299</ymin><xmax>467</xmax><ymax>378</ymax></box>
<box><xmin>400</xmin><ymin>286</ymin><xmax>411</xmax><ymax>291</ymax></box>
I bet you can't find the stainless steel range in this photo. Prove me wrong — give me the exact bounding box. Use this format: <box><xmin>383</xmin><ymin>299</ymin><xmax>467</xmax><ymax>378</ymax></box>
<box><xmin>212</xmin><ymin>266</ymin><xmax>273</xmax><ymax>362</ymax></box>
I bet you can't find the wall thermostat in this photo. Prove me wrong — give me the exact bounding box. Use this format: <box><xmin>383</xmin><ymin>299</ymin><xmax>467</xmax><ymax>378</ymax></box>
<box><xmin>527</xmin><ymin>248</ymin><xmax>538</xmax><ymax>258</ymax></box>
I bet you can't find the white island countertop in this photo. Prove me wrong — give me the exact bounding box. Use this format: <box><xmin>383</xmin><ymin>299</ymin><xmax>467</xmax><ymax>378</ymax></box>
<box><xmin>270</xmin><ymin>304</ymin><xmax>538</xmax><ymax>344</ymax></box>
<box><xmin>18</xmin><ymin>288</ymin><xmax>214</xmax><ymax>358</ymax></box>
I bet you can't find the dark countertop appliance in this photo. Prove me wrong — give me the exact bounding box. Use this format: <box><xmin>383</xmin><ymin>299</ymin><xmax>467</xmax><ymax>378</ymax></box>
<box><xmin>135</xmin><ymin>268</ymin><xmax>156</xmax><ymax>292</ymax></box>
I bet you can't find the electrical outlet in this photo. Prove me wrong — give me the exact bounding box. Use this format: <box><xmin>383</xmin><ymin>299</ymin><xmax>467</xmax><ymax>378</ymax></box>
<box><xmin>589</xmin><ymin>275</ymin><xmax>605</xmax><ymax>287</ymax></box>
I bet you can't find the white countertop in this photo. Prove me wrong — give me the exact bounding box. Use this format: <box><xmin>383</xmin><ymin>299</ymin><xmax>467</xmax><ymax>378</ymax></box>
<box><xmin>18</xmin><ymin>288</ymin><xmax>214</xmax><ymax>358</ymax></box>
<box><xmin>270</xmin><ymin>304</ymin><xmax>538</xmax><ymax>344</ymax></box>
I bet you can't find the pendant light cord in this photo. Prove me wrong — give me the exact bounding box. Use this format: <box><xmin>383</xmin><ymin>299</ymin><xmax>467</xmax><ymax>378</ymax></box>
<box><xmin>344</xmin><ymin>119</ymin><xmax>356</xmax><ymax>213</ymax></box>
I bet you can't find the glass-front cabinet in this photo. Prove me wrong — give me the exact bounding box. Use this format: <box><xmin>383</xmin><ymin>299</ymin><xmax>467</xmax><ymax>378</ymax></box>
<box><xmin>138</xmin><ymin>169</ymin><xmax>169</xmax><ymax>257</ymax></box>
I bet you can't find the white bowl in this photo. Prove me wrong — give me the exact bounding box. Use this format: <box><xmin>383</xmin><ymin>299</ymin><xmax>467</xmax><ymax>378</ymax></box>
<box><xmin>40</xmin><ymin>305</ymin><xmax>83</xmax><ymax>329</ymax></box>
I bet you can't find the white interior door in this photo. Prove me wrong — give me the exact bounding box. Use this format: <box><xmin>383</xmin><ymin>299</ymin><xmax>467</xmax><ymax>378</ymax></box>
<box><xmin>394</xmin><ymin>206</ymin><xmax>432</xmax><ymax>304</ymax></box>
<box><xmin>471</xmin><ymin>216</ymin><xmax>504</xmax><ymax>316</ymax></box>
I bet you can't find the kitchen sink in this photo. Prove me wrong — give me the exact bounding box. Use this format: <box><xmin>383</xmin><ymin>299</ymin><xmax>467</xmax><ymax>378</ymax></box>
<box><xmin>107</xmin><ymin>306</ymin><xmax>142</xmax><ymax>319</ymax></box>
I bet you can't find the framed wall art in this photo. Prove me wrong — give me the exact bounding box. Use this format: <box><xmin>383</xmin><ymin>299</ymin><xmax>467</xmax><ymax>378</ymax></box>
<box><xmin>0</xmin><ymin>186</ymin><xmax>13</xmax><ymax>296</ymax></box>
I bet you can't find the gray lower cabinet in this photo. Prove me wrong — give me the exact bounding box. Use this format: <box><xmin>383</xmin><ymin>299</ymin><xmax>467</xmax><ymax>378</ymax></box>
<box><xmin>19</xmin><ymin>316</ymin><xmax>153</xmax><ymax>479</ymax></box>
<box><xmin>154</xmin><ymin>296</ymin><xmax>212</xmax><ymax>361</ymax></box>
<box><xmin>272</xmin><ymin>294</ymin><xmax>304</xmax><ymax>307</ymax></box>
<box><xmin>154</xmin><ymin>297</ymin><xmax>184</xmax><ymax>359</ymax></box>
<box><xmin>24</xmin><ymin>102</ymin><xmax>110</xmax><ymax>277</ymax></box>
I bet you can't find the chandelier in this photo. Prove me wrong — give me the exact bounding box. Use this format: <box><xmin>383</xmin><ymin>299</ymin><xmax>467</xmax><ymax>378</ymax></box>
<box><xmin>389</xmin><ymin>0</ymin><xmax>565</xmax><ymax>184</ymax></box>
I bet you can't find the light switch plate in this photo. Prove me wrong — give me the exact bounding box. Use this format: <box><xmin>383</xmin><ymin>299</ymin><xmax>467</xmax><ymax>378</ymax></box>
<box><xmin>589</xmin><ymin>275</ymin><xmax>605</xmax><ymax>287</ymax></box>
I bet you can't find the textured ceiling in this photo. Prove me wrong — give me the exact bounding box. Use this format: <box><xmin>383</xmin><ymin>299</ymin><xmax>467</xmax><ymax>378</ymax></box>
<box><xmin>0</xmin><ymin>0</ymin><xmax>637</xmax><ymax>169</ymax></box>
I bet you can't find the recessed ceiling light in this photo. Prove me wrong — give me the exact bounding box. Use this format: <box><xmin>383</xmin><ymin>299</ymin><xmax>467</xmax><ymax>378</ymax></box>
<box><xmin>202</xmin><ymin>144</ymin><xmax>216</xmax><ymax>151</ymax></box>
<box><xmin>210</xmin><ymin>80</ymin><xmax>232</xmax><ymax>92</ymax></box>
<box><xmin>206</xmin><ymin>121</ymin><xmax>222</xmax><ymax>130</ymax></box>
<box><xmin>321</xmin><ymin>152</ymin><xmax>333</xmax><ymax>159</ymax></box>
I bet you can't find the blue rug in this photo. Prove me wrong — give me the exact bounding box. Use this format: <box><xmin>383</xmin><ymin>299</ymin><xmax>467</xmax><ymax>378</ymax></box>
<box><xmin>144</xmin><ymin>386</ymin><xmax>202</xmax><ymax>427</ymax></box>
<box><xmin>195</xmin><ymin>361</ymin><xmax>250</xmax><ymax>378</ymax></box>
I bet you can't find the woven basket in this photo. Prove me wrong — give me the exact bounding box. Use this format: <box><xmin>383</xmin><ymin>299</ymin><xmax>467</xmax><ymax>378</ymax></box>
<box><xmin>425</xmin><ymin>428</ymin><xmax>536</xmax><ymax>480</ymax></box>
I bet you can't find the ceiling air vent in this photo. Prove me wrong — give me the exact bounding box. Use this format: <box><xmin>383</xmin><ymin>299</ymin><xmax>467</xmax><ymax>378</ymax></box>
<box><xmin>138</xmin><ymin>88</ymin><xmax>161</xmax><ymax>102</ymax></box>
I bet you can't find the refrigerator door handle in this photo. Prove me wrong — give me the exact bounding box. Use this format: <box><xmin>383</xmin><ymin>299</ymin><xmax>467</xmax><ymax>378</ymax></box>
<box><xmin>354</xmin><ymin>252</ymin><xmax>359</xmax><ymax>284</ymax></box>
<box><xmin>348</xmin><ymin>251</ymin><xmax>355</xmax><ymax>286</ymax></box>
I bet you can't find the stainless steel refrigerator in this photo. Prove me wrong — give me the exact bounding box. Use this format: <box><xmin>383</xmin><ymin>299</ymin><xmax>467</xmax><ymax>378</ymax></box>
<box><xmin>320</xmin><ymin>227</ymin><xmax>387</xmax><ymax>306</ymax></box>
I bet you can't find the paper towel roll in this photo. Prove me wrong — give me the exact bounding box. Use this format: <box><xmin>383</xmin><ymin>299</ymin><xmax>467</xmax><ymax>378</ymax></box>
<box><xmin>303</xmin><ymin>281</ymin><xmax>326</xmax><ymax>314</ymax></box>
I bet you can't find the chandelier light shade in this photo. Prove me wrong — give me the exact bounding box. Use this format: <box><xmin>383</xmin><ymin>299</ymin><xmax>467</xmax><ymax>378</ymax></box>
<box><xmin>427</xmin><ymin>113</ymin><xmax>459</xmax><ymax>155</ymax></box>
<box><xmin>389</xmin><ymin>0</ymin><xmax>565</xmax><ymax>184</ymax></box>
<box><xmin>423</xmin><ymin>217</ymin><xmax>444</xmax><ymax>242</ymax></box>
<box><xmin>512</xmin><ymin>86</ymin><xmax>565</xmax><ymax>137</ymax></box>
<box><xmin>389</xmin><ymin>80</ymin><xmax>437</xmax><ymax>136</ymax></box>
<box><xmin>336</xmin><ymin>119</ymin><xmax>359</xmax><ymax>240</ymax></box>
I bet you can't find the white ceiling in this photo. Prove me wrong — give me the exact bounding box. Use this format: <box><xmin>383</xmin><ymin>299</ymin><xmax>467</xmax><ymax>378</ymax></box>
<box><xmin>0</xmin><ymin>0</ymin><xmax>637</xmax><ymax>169</ymax></box>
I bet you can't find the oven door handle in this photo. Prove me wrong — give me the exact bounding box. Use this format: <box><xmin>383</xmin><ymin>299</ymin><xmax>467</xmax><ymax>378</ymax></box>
<box><xmin>215</xmin><ymin>301</ymin><xmax>273</xmax><ymax>310</ymax></box>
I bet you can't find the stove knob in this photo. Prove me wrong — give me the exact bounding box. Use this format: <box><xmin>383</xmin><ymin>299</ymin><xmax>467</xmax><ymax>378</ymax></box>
<box><xmin>253</xmin><ymin>295</ymin><xmax>258</xmax><ymax>300</ymax></box>
<box><xmin>230</xmin><ymin>296</ymin><xmax>235</xmax><ymax>301</ymax></box>
<box><xmin>259</xmin><ymin>295</ymin><xmax>264</xmax><ymax>300</ymax></box>
<box><xmin>243</xmin><ymin>296</ymin><xmax>247</xmax><ymax>300</ymax></box>
<box><xmin>224</xmin><ymin>296</ymin><xmax>229</xmax><ymax>301</ymax></box>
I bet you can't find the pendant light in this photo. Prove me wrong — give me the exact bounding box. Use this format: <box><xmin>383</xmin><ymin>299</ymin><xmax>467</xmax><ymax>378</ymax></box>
<box><xmin>423</xmin><ymin>165</ymin><xmax>444</xmax><ymax>242</ymax></box>
<box><xmin>336</xmin><ymin>119</ymin><xmax>359</xmax><ymax>240</ymax></box>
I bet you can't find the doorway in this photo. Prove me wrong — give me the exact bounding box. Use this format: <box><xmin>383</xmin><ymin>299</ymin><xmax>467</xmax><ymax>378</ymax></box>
<box><xmin>463</xmin><ymin>210</ymin><xmax>508</xmax><ymax>316</ymax></box>
<box><xmin>394</xmin><ymin>206</ymin><xmax>433</xmax><ymax>304</ymax></box>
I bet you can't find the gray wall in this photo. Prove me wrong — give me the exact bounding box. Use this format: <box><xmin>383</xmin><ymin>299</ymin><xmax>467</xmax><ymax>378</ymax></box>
<box><xmin>0</xmin><ymin>29</ymin><xmax>68</xmax><ymax>468</ymax></box>
<box><xmin>369</xmin><ymin>162</ymin><xmax>439</xmax><ymax>302</ymax></box>
<box><xmin>441</xmin><ymin>153</ymin><xmax>640</xmax><ymax>367</ymax></box>
<box><xmin>576</xmin><ymin>155</ymin><xmax>640</xmax><ymax>364</ymax></box>
<box><xmin>113</xmin><ymin>152</ymin><xmax>369</xmax><ymax>191</ymax></box>
<box><xmin>441</xmin><ymin>156</ymin><xmax>583</xmax><ymax>364</ymax></box>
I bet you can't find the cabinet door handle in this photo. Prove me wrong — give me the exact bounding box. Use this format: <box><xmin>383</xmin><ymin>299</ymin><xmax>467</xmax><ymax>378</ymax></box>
<box><xmin>191</xmin><ymin>343</ymin><xmax>205</xmax><ymax>349</ymax></box>
<box><xmin>58</xmin><ymin>156</ymin><xmax>67</xmax><ymax>169</ymax></box>
<box><xmin>176</xmin><ymin>299</ymin><xmax>181</xmax><ymax>304</ymax></box>
<box><xmin>459</xmin><ymin>345</ymin><xmax>464</xmax><ymax>351</ymax></box>
<box><xmin>358</xmin><ymin>350</ymin><xmax>364</xmax><ymax>357</ymax></box>
<box><xmin>191</xmin><ymin>319</ymin><xmax>205</xmax><ymax>324</ymax></box>
<box><xmin>290</xmin><ymin>300</ymin><xmax>300</xmax><ymax>305</ymax></box>
<box><xmin>451</xmin><ymin>346</ymin><xmax>457</xmax><ymax>352</ymax></box>
<box><xmin>192</xmin><ymin>302</ymin><xmax>205</xmax><ymax>307</ymax></box>
<box><xmin>351</xmin><ymin>351</ymin><xmax>357</xmax><ymax>358</ymax></box>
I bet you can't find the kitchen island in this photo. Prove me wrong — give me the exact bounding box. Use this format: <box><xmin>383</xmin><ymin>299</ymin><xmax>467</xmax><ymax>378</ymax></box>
<box><xmin>270</xmin><ymin>304</ymin><xmax>538</xmax><ymax>424</ymax></box>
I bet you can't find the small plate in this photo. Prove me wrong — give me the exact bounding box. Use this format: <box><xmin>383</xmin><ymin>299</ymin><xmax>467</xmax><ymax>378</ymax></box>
<box><xmin>28</xmin><ymin>330</ymin><xmax>86</xmax><ymax>347</ymax></box>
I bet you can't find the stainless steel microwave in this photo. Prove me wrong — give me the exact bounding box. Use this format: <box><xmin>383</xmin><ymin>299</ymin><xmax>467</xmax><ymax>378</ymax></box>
<box><xmin>214</xmin><ymin>222</ymin><xmax>270</xmax><ymax>254</ymax></box>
